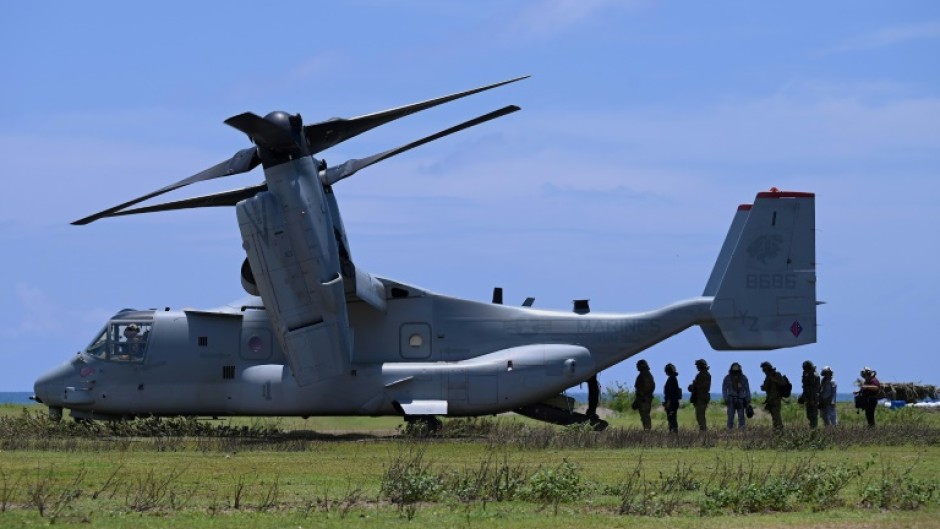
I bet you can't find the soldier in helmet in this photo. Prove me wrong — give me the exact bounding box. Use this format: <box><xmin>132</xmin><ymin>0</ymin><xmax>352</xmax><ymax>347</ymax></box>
<box><xmin>722</xmin><ymin>362</ymin><xmax>751</xmax><ymax>429</ymax></box>
<box><xmin>633</xmin><ymin>359</ymin><xmax>655</xmax><ymax>430</ymax></box>
<box><xmin>663</xmin><ymin>363</ymin><xmax>682</xmax><ymax>433</ymax></box>
<box><xmin>688</xmin><ymin>359</ymin><xmax>711</xmax><ymax>431</ymax></box>
<box><xmin>818</xmin><ymin>366</ymin><xmax>838</xmax><ymax>426</ymax></box>
<box><xmin>760</xmin><ymin>361</ymin><xmax>786</xmax><ymax>430</ymax></box>
<box><xmin>857</xmin><ymin>367</ymin><xmax>881</xmax><ymax>427</ymax></box>
<box><xmin>798</xmin><ymin>360</ymin><xmax>821</xmax><ymax>428</ymax></box>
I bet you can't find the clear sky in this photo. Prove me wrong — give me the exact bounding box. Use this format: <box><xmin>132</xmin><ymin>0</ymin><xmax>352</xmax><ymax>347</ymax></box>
<box><xmin>1</xmin><ymin>1</ymin><xmax>938</xmax><ymax>395</ymax></box>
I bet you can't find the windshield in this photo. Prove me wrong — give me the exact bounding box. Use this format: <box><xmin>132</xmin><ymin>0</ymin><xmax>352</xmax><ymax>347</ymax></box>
<box><xmin>85</xmin><ymin>313</ymin><xmax>154</xmax><ymax>362</ymax></box>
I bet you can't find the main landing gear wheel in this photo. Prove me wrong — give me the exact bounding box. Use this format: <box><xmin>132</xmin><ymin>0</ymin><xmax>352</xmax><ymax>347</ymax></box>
<box><xmin>404</xmin><ymin>415</ymin><xmax>442</xmax><ymax>435</ymax></box>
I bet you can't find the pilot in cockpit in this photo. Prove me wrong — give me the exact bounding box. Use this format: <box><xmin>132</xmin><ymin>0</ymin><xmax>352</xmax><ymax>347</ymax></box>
<box><xmin>120</xmin><ymin>323</ymin><xmax>145</xmax><ymax>360</ymax></box>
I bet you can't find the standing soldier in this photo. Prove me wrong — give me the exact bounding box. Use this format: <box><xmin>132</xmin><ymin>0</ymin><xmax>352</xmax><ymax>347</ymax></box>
<box><xmin>688</xmin><ymin>359</ymin><xmax>711</xmax><ymax>431</ymax></box>
<box><xmin>663</xmin><ymin>363</ymin><xmax>682</xmax><ymax>433</ymax></box>
<box><xmin>760</xmin><ymin>361</ymin><xmax>786</xmax><ymax>430</ymax></box>
<box><xmin>722</xmin><ymin>362</ymin><xmax>751</xmax><ymax>429</ymax></box>
<box><xmin>818</xmin><ymin>366</ymin><xmax>838</xmax><ymax>426</ymax></box>
<box><xmin>798</xmin><ymin>361</ymin><xmax>821</xmax><ymax>428</ymax></box>
<box><xmin>584</xmin><ymin>374</ymin><xmax>600</xmax><ymax>421</ymax></box>
<box><xmin>857</xmin><ymin>367</ymin><xmax>881</xmax><ymax>427</ymax></box>
<box><xmin>633</xmin><ymin>359</ymin><xmax>655</xmax><ymax>430</ymax></box>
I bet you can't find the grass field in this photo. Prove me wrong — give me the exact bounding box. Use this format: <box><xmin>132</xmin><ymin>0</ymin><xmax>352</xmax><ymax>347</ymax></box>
<box><xmin>0</xmin><ymin>402</ymin><xmax>937</xmax><ymax>528</ymax></box>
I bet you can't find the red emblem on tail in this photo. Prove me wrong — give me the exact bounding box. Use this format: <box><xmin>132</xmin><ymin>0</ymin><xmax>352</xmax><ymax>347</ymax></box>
<box><xmin>790</xmin><ymin>320</ymin><xmax>803</xmax><ymax>338</ymax></box>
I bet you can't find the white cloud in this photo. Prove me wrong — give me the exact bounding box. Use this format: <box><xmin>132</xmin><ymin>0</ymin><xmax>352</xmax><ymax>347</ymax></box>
<box><xmin>515</xmin><ymin>86</ymin><xmax>940</xmax><ymax>166</ymax></box>
<box><xmin>822</xmin><ymin>21</ymin><xmax>940</xmax><ymax>54</ymax></box>
<box><xmin>288</xmin><ymin>52</ymin><xmax>344</xmax><ymax>80</ymax></box>
<box><xmin>0</xmin><ymin>284</ymin><xmax>62</xmax><ymax>337</ymax></box>
<box><xmin>506</xmin><ymin>0</ymin><xmax>646</xmax><ymax>40</ymax></box>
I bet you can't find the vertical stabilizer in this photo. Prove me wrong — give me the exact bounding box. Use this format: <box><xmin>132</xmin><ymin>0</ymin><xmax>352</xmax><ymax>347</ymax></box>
<box><xmin>703</xmin><ymin>204</ymin><xmax>751</xmax><ymax>296</ymax></box>
<box><xmin>703</xmin><ymin>190</ymin><xmax>817</xmax><ymax>349</ymax></box>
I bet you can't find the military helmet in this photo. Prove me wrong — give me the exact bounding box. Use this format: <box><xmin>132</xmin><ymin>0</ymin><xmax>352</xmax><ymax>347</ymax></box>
<box><xmin>802</xmin><ymin>360</ymin><xmax>815</xmax><ymax>371</ymax></box>
<box><xmin>636</xmin><ymin>359</ymin><xmax>649</xmax><ymax>370</ymax></box>
<box><xmin>821</xmin><ymin>366</ymin><xmax>833</xmax><ymax>377</ymax></box>
<box><xmin>664</xmin><ymin>363</ymin><xmax>677</xmax><ymax>376</ymax></box>
<box><xmin>760</xmin><ymin>361</ymin><xmax>773</xmax><ymax>370</ymax></box>
<box><xmin>695</xmin><ymin>358</ymin><xmax>708</xmax><ymax>369</ymax></box>
<box><xmin>729</xmin><ymin>362</ymin><xmax>742</xmax><ymax>374</ymax></box>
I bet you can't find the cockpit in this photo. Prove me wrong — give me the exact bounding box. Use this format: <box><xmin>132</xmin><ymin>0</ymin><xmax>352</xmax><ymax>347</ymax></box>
<box><xmin>84</xmin><ymin>310</ymin><xmax>155</xmax><ymax>363</ymax></box>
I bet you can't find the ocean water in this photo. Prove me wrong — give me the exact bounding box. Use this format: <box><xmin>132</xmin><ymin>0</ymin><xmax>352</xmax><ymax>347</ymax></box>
<box><xmin>0</xmin><ymin>392</ymin><xmax>37</xmax><ymax>405</ymax></box>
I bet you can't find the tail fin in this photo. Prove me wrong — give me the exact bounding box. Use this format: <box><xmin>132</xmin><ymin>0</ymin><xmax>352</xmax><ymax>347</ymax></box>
<box><xmin>702</xmin><ymin>190</ymin><xmax>817</xmax><ymax>350</ymax></box>
<box><xmin>702</xmin><ymin>204</ymin><xmax>752</xmax><ymax>297</ymax></box>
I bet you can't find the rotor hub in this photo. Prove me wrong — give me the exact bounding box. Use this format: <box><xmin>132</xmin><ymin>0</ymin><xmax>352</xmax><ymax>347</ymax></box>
<box><xmin>264</xmin><ymin>111</ymin><xmax>296</xmax><ymax>130</ymax></box>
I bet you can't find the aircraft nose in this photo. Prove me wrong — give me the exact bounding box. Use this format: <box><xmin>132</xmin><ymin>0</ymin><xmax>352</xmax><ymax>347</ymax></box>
<box><xmin>33</xmin><ymin>361</ymin><xmax>74</xmax><ymax>405</ymax></box>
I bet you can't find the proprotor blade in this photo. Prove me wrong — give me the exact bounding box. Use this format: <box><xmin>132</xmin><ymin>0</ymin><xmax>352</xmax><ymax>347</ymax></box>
<box><xmin>71</xmin><ymin>147</ymin><xmax>260</xmax><ymax>225</ymax></box>
<box><xmin>323</xmin><ymin>105</ymin><xmax>521</xmax><ymax>185</ymax></box>
<box><xmin>304</xmin><ymin>75</ymin><xmax>529</xmax><ymax>155</ymax></box>
<box><xmin>109</xmin><ymin>183</ymin><xmax>268</xmax><ymax>217</ymax></box>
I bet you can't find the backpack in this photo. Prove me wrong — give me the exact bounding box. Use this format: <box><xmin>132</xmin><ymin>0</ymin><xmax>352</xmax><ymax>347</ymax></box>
<box><xmin>779</xmin><ymin>375</ymin><xmax>793</xmax><ymax>398</ymax></box>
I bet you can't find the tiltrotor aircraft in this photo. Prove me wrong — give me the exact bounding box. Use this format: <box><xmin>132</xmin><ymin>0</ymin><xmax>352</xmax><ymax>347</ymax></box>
<box><xmin>33</xmin><ymin>76</ymin><xmax>818</xmax><ymax>430</ymax></box>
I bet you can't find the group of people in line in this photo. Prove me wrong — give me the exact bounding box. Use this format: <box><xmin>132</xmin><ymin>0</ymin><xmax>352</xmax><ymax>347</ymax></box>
<box><xmin>627</xmin><ymin>359</ymin><xmax>883</xmax><ymax>431</ymax></box>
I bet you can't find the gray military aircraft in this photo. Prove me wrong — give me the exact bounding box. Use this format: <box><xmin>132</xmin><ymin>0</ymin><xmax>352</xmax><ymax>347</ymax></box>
<box><xmin>33</xmin><ymin>77</ymin><xmax>818</xmax><ymax>430</ymax></box>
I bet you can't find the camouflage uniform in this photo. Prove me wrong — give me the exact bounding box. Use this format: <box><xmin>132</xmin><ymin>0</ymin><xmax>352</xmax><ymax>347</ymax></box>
<box><xmin>818</xmin><ymin>367</ymin><xmax>838</xmax><ymax>426</ymax></box>
<box><xmin>688</xmin><ymin>359</ymin><xmax>711</xmax><ymax>431</ymax></box>
<box><xmin>634</xmin><ymin>360</ymin><xmax>656</xmax><ymax>430</ymax></box>
<box><xmin>799</xmin><ymin>361</ymin><xmax>820</xmax><ymax>428</ymax></box>
<box><xmin>760</xmin><ymin>362</ymin><xmax>786</xmax><ymax>430</ymax></box>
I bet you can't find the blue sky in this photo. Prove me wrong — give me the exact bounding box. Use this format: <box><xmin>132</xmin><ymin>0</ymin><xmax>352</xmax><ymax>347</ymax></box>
<box><xmin>1</xmin><ymin>1</ymin><xmax>938</xmax><ymax>395</ymax></box>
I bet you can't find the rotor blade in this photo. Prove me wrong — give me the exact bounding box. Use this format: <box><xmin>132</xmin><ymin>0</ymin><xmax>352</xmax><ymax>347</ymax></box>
<box><xmin>109</xmin><ymin>183</ymin><xmax>268</xmax><ymax>217</ymax></box>
<box><xmin>224</xmin><ymin>113</ymin><xmax>296</xmax><ymax>150</ymax></box>
<box><xmin>305</xmin><ymin>75</ymin><xmax>529</xmax><ymax>155</ymax></box>
<box><xmin>71</xmin><ymin>147</ymin><xmax>261</xmax><ymax>225</ymax></box>
<box><xmin>323</xmin><ymin>105</ymin><xmax>520</xmax><ymax>186</ymax></box>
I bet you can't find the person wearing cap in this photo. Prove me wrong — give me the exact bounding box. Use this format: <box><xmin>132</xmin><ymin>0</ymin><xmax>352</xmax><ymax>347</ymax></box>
<box><xmin>722</xmin><ymin>362</ymin><xmax>751</xmax><ymax>429</ymax></box>
<box><xmin>663</xmin><ymin>363</ymin><xmax>681</xmax><ymax>433</ymax></box>
<box><xmin>798</xmin><ymin>360</ymin><xmax>821</xmax><ymax>428</ymax></box>
<box><xmin>120</xmin><ymin>323</ymin><xmax>145</xmax><ymax>361</ymax></box>
<box><xmin>857</xmin><ymin>367</ymin><xmax>881</xmax><ymax>427</ymax></box>
<box><xmin>760</xmin><ymin>361</ymin><xmax>786</xmax><ymax>430</ymax></box>
<box><xmin>818</xmin><ymin>366</ymin><xmax>838</xmax><ymax>426</ymax></box>
<box><xmin>688</xmin><ymin>359</ymin><xmax>711</xmax><ymax>431</ymax></box>
<box><xmin>633</xmin><ymin>359</ymin><xmax>655</xmax><ymax>430</ymax></box>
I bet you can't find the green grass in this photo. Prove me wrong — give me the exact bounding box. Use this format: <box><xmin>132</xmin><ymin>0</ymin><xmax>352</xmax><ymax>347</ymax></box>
<box><xmin>0</xmin><ymin>443</ymin><xmax>937</xmax><ymax>527</ymax></box>
<box><xmin>1</xmin><ymin>401</ymin><xmax>939</xmax><ymax>527</ymax></box>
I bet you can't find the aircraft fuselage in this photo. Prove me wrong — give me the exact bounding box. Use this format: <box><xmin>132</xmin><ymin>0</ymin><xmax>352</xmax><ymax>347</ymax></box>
<box><xmin>34</xmin><ymin>282</ymin><xmax>712</xmax><ymax>420</ymax></box>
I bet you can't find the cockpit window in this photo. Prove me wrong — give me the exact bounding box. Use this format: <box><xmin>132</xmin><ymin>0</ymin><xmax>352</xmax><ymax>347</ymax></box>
<box><xmin>85</xmin><ymin>321</ymin><xmax>152</xmax><ymax>362</ymax></box>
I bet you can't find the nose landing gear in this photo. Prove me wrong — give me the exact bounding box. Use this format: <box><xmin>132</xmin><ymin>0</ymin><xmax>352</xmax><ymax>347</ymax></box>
<box><xmin>48</xmin><ymin>406</ymin><xmax>63</xmax><ymax>422</ymax></box>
